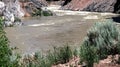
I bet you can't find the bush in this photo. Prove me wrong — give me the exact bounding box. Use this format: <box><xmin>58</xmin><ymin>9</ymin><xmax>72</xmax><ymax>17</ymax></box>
<box><xmin>80</xmin><ymin>21</ymin><xmax>120</xmax><ymax>67</ymax></box>
<box><xmin>20</xmin><ymin>45</ymin><xmax>73</xmax><ymax>67</ymax></box>
<box><xmin>80</xmin><ymin>40</ymin><xmax>98</xmax><ymax>67</ymax></box>
<box><xmin>0</xmin><ymin>17</ymin><xmax>12</xmax><ymax>66</ymax></box>
<box><xmin>0</xmin><ymin>17</ymin><xmax>19</xmax><ymax>67</ymax></box>
<box><xmin>32</xmin><ymin>9</ymin><xmax>53</xmax><ymax>16</ymax></box>
<box><xmin>47</xmin><ymin>45</ymin><xmax>73</xmax><ymax>65</ymax></box>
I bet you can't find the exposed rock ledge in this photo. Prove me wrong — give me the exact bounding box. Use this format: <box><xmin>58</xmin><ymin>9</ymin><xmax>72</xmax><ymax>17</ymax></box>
<box><xmin>61</xmin><ymin>0</ymin><xmax>120</xmax><ymax>13</ymax></box>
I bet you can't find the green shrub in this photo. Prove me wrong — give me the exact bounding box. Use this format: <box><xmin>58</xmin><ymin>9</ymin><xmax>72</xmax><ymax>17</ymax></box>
<box><xmin>42</xmin><ymin>10</ymin><xmax>53</xmax><ymax>16</ymax></box>
<box><xmin>14</xmin><ymin>17</ymin><xmax>21</xmax><ymax>22</ymax></box>
<box><xmin>0</xmin><ymin>17</ymin><xmax>12</xmax><ymax>66</ymax></box>
<box><xmin>20</xmin><ymin>45</ymin><xmax>73</xmax><ymax>67</ymax></box>
<box><xmin>0</xmin><ymin>17</ymin><xmax>19</xmax><ymax>67</ymax></box>
<box><xmin>47</xmin><ymin>45</ymin><xmax>73</xmax><ymax>64</ymax></box>
<box><xmin>80</xmin><ymin>21</ymin><xmax>120</xmax><ymax>67</ymax></box>
<box><xmin>32</xmin><ymin>9</ymin><xmax>53</xmax><ymax>16</ymax></box>
<box><xmin>80</xmin><ymin>40</ymin><xmax>98</xmax><ymax>67</ymax></box>
<box><xmin>40</xmin><ymin>45</ymin><xmax>73</xmax><ymax>66</ymax></box>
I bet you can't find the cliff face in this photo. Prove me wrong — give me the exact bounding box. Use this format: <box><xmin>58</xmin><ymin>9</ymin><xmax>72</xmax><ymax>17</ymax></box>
<box><xmin>83</xmin><ymin>0</ymin><xmax>116</xmax><ymax>12</ymax></box>
<box><xmin>61</xmin><ymin>0</ymin><xmax>120</xmax><ymax>13</ymax></box>
<box><xmin>61</xmin><ymin>0</ymin><xmax>92</xmax><ymax>11</ymax></box>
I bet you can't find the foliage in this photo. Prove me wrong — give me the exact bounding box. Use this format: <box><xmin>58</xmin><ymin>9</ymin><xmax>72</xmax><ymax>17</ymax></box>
<box><xmin>20</xmin><ymin>45</ymin><xmax>73</xmax><ymax>67</ymax></box>
<box><xmin>32</xmin><ymin>9</ymin><xmax>53</xmax><ymax>16</ymax></box>
<box><xmin>80</xmin><ymin>40</ymin><xmax>98</xmax><ymax>67</ymax></box>
<box><xmin>73</xmin><ymin>47</ymin><xmax>80</xmax><ymax>57</ymax></box>
<box><xmin>47</xmin><ymin>45</ymin><xmax>73</xmax><ymax>65</ymax></box>
<box><xmin>0</xmin><ymin>17</ymin><xmax>11</xmax><ymax>66</ymax></box>
<box><xmin>14</xmin><ymin>17</ymin><xmax>21</xmax><ymax>22</ymax></box>
<box><xmin>80</xmin><ymin>21</ymin><xmax>120</xmax><ymax>67</ymax></box>
<box><xmin>43</xmin><ymin>11</ymin><xmax>53</xmax><ymax>16</ymax></box>
<box><xmin>0</xmin><ymin>17</ymin><xmax>19</xmax><ymax>67</ymax></box>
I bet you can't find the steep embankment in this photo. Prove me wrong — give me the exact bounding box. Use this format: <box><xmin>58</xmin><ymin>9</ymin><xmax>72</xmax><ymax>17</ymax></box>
<box><xmin>61</xmin><ymin>0</ymin><xmax>120</xmax><ymax>13</ymax></box>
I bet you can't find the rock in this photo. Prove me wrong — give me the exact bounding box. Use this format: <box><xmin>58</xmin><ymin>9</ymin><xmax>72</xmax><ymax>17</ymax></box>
<box><xmin>3</xmin><ymin>8</ymin><xmax>15</xmax><ymax>22</ymax></box>
<box><xmin>83</xmin><ymin>0</ymin><xmax>116</xmax><ymax>12</ymax></box>
<box><xmin>3</xmin><ymin>11</ymin><xmax>15</xmax><ymax>27</ymax></box>
<box><xmin>30</xmin><ymin>0</ymin><xmax>48</xmax><ymax>7</ymax></box>
<box><xmin>4</xmin><ymin>21</ymin><xmax>13</xmax><ymax>27</ymax></box>
<box><xmin>1</xmin><ymin>0</ymin><xmax>25</xmax><ymax>18</ymax></box>
<box><xmin>61</xmin><ymin>0</ymin><xmax>93</xmax><ymax>11</ymax></box>
<box><xmin>6</xmin><ymin>0</ymin><xmax>25</xmax><ymax>18</ymax></box>
<box><xmin>0</xmin><ymin>1</ymin><xmax>5</xmax><ymax>8</ymax></box>
<box><xmin>61</xmin><ymin>0</ymin><xmax>119</xmax><ymax>13</ymax></box>
<box><xmin>0</xmin><ymin>0</ymin><xmax>25</xmax><ymax>27</ymax></box>
<box><xmin>0</xmin><ymin>1</ymin><xmax>5</xmax><ymax>15</ymax></box>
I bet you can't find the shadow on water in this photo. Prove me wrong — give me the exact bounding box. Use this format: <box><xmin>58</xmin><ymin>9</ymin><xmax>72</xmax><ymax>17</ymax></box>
<box><xmin>111</xmin><ymin>15</ymin><xmax>120</xmax><ymax>23</ymax></box>
<box><xmin>111</xmin><ymin>0</ymin><xmax>120</xmax><ymax>23</ymax></box>
<box><xmin>62</xmin><ymin>0</ymin><xmax>71</xmax><ymax>6</ymax></box>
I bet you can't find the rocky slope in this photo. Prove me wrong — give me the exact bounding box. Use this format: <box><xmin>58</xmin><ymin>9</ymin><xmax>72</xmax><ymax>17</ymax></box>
<box><xmin>0</xmin><ymin>0</ymin><xmax>48</xmax><ymax>17</ymax></box>
<box><xmin>61</xmin><ymin>0</ymin><xmax>120</xmax><ymax>13</ymax></box>
<box><xmin>0</xmin><ymin>0</ymin><xmax>48</xmax><ymax>26</ymax></box>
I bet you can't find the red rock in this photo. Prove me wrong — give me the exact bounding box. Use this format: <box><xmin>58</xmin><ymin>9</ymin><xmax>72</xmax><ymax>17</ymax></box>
<box><xmin>61</xmin><ymin>0</ymin><xmax>93</xmax><ymax>10</ymax></box>
<box><xmin>62</xmin><ymin>0</ymin><xmax>118</xmax><ymax>13</ymax></box>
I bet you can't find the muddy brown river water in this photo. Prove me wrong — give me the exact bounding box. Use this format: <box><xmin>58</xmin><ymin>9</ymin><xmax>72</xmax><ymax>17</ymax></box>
<box><xmin>5</xmin><ymin>15</ymin><xmax>94</xmax><ymax>54</ymax></box>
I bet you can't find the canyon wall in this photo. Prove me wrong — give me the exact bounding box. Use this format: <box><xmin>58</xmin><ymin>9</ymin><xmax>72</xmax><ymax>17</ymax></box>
<box><xmin>61</xmin><ymin>0</ymin><xmax>120</xmax><ymax>13</ymax></box>
<box><xmin>1</xmin><ymin>0</ymin><xmax>120</xmax><ymax>17</ymax></box>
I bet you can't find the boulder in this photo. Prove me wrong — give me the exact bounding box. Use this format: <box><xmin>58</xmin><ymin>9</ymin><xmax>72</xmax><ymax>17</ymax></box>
<box><xmin>6</xmin><ymin>0</ymin><xmax>25</xmax><ymax>18</ymax></box>
<box><xmin>0</xmin><ymin>1</ymin><xmax>5</xmax><ymax>15</ymax></box>
<box><xmin>0</xmin><ymin>0</ymin><xmax>25</xmax><ymax>27</ymax></box>
<box><xmin>3</xmin><ymin>9</ymin><xmax>15</xmax><ymax>27</ymax></box>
